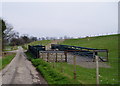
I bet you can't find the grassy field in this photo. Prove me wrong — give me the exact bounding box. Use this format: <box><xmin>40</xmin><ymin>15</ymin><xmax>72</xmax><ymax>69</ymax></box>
<box><xmin>58</xmin><ymin>34</ymin><xmax>119</xmax><ymax>84</ymax></box>
<box><xmin>60</xmin><ymin>34</ymin><xmax>119</xmax><ymax>65</ymax></box>
<box><xmin>25</xmin><ymin>34</ymin><xmax>119</xmax><ymax>85</ymax></box>
<box><xmin>0</xmin><ymin>53</ymin><xmax>16</xmax><ymax>70</ymax></box>
<box><xmin>50</xmin><ymin>62</ymin><xmax>96</xmax><ymax>84</ymax></box>
<box><xmin>22</xmin><ymin>40</ymin><xmax>51</xmax><ymax>50</ymax></box>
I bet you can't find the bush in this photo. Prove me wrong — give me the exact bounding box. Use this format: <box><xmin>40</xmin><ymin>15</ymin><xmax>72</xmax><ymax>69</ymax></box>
<box><xmin>31</xmin><ymin>59</ymin><xmax>49</xmax><ymax>67</ymax></box>
<box><xmin>25</xmin><ymin>51</ymin><xmax>34</xmax><ymax>61</ymax></box>
<box><xmin>32</xmin><ymin>58</ymin><xmax>80</xmax><ymax>84</ymax></box>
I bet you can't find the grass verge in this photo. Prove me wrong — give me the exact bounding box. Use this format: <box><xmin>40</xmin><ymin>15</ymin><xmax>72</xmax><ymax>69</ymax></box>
<box><xmin>3</xmin><ymin>45</ymin><xmax>18</xmax><ymax>51</ymax></box>
<box><xmin>0</xmin><ymin>53</ymin><xmax>16</xmax><ymax>70</ymax></box>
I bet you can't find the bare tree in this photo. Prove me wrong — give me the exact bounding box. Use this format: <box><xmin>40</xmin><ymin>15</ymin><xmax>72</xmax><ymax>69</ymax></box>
<box><xmin>30</xmin><ymin>36</ymin><xmax>37</xmax><ymax>42</ymax></box>
<box><xmin>46</xmin><ymin>37</ymin><xmax>50</xmax><ymax>40</ymax></box>
<box><xmin>21</xmin><ymin>35</ymin><xmax>30</xmax><ymax>44</ymax></box>
<box><xmin>41</xmin><ymin>37</ymin><xmax>46</xmax><ymax>40</ymax></box>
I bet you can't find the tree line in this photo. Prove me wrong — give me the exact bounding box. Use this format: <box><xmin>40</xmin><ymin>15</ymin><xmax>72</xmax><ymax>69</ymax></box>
<box><xmin>0</xmin><ymin>18</ymin><xmax>38</xmax><ymax>50</ymax></box>
<box><xmin>0</xmin><ymin>18</ymin><xmax>85</xmax><ymax>51</ymax></box>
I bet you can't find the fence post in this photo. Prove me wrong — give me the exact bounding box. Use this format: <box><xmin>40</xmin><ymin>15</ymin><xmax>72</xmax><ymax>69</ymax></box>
<box><xmin>28</xmin><ymin>45</ymin><xmax>30</xmax><ymax>51</ymax></box>
<box><xmin>50</xmin><ymin>53</ymin><xmax>53</xmax><ymax>62</ymax></box>
<box><xmin>53</xmin><ymin>54</ymin><xmax>55</xmax><ymax>68</ymax></box>
<box><xmin>42</xmin><ymin>52</ymin><xmax>44</xmax><ymax>59</ymax></box>
<box><xmin>106</xmin><ymin>50</ymin><xmax>108</xmax><ymax>62</ymax></box>
<box><xmin>37</xmin><ymin>50</ymin><xmax>39</xmax><ymax>58</ymax></box>
<box><xmin>61</xmin><ymin>55</ymin><xmax>63</xmax><ymax>73</ymax></box>
<box><xmin>64</xmin><ymin>51</ymin><xmax>67</xmax><ymax>62</ymax></box>
<box><xmin>56</xmin><ymin>53</ymin><xmax>57</xmax><ymax>62</ymax></box>
<box><xmin>93</xmin><ymin>51</ymin><xmax>95</xmax><ymax>62</ymax></box>
<box><xmin>96</xmin><ymin>55</ymin><xmax>99</xmax><ymax>86</ymax></box>
<box><xmin>47</xmin><ymin>53</ymin><xmax>49</xmax><ymax>62</ymax></box>
<box><xmin>73</xmin><ymin>55</ymin><xmax>76</xmax><ymax>79</ymax></box>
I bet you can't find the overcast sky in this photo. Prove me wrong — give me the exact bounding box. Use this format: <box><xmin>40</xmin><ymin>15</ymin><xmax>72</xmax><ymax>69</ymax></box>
<box><xmin>0</xmin><ymin>1</ymin><xmax>118</xmax><ymax>38</ymax></box>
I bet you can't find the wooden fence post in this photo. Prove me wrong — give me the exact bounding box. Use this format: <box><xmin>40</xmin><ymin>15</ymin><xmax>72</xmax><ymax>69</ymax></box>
<box><xmin>96</xmin><ymin>55</ymin><xmax>99</xmax><ymax>86</ymax></box>
<box><xmin>56</xmin><ymin>53</ymin><xmax>57</xmax><ymax>62</ymax></box>
<box><xmin>64</xmin><ymin>51</ymin><xmax>67</xmax><ymax>62</ymax></box>
<box><xmin>50</xmin><ymin>53</ymin><xmax>52</xmax><ymax>62</ymax></box>
<box><xmin>53</xmin><ymin>54</ymin><xmax>55</xmax><ymax>68</ymax></box>
<box><xmin>47</xmin><ymin>53</ymin><xmax>49</xmax><ymax>62</ymax></box>
<box><xmin>61</xmin><ymin>55</ymin><xmax>63</xmax><ymax>73</ymax></box>
<box><xmin>39</xmin><ymin>52</ymin><xmax>41</xmax><ymax>58</ymax></box>
<box><xmin>42</xmin><ymin>52</ymin><xmax>44</xmax><ymax>59</ymax></box>
<box><xmin>73</xmin><ymin>55</ymin><xmax>76</xmax><ymax>79</ymax></box>
<box><xmin>106</xmin><ymin>50</ymin><xmax>108</xmax><ymax>62</ymax></box>
<box><xmin>28</xmin><ymin>45</ymin><xmax>30</xmax><ymax>51</ymax></box>
<box><xmin>37</xmin><ymin>50</ymin><xmax>39</xmax><ymax>58</ymax></box>
<box><xmin>93</xmin><ymin>51</ymin><xmax>95</xmax><ymax>62</ymax></box>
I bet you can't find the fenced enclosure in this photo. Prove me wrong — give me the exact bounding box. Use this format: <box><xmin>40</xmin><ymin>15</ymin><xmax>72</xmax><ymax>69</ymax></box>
<box><xmin>27</xmin><ymin>44</ymin><xmax>119</xmax><ymax>85</ymax></box>
<box><xmin>39</xmin><ymin>51</ymin><xmax>67</xmax><ymax>62</ymax></box>
<box><xmin>51</xmin><ymin>44</ymin><xmax>108</xmax><ymax>62</ymax></box>
<box><xmin>28</xmin><ymin>44</ymin><xmax>109</xmax><ymax>62</ymax></box>
<box><xmin>28</xmin><ymin>45</ymin><xmax>45</xmax><ymax>58</ymax></box>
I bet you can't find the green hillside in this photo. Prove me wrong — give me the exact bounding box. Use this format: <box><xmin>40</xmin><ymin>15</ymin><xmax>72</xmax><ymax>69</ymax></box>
<box><xmin>60</xmin><ymin>34</ymin><xmax>119</xmax><ymax>63</ymax></box>
<box><xmin>58</xmin><ymin>34</ymin><xmax>119</xmax><ymax>84</ymax></box>
<box><xmin>28</xmin><ymin>40</ymin><xmax>51</xmax><ymax>46</ymax></box>
<box><xmin>22</xmin><ymin>40</ymin><xmax>51</xmax><ymax>49</ymax></box>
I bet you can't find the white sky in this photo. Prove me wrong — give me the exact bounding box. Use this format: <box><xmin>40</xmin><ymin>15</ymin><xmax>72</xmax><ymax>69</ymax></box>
<box><xmin>0</xmin><ymin>1</ymin><xmax>119</xmax><ymax>38</ymax></box>
<box><xmin>1</xmin><ymin>0</ymin><xmax>119</xmax><ymax>2</ymax></box>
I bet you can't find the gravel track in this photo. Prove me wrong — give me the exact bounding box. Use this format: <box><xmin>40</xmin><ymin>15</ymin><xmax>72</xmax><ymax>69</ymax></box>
<box><xmin>0</xmin><ymin>47</ymin><xmax>47</xmax><ymax>85</ymax></box>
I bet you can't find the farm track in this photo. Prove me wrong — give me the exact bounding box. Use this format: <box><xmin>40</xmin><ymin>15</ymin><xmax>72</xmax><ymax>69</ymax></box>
<box><xmin>46</xmin><ymin>39</ymin><xmax>64</xmax><ymax>50</ymax></box>
<box><xmin>0</xmin><ymin>47</ymin><xmax>47</xmax><ymax>85</ymax></box>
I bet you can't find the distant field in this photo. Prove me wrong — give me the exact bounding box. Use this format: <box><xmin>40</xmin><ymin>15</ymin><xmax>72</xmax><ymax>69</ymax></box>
<box><xmin>22</xmin><ymin>40</ymin><xmax>51</xmax><ymax>50</ymax></box>
<box><xmin>28</xmin><ymin>40</ymin><xmax>51</xmax><ymax>46</ymax></box>
<box><xmin>3</xmin><ymin>46</ymin><xmax>18</xmax><ymax>51</ymax></box>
